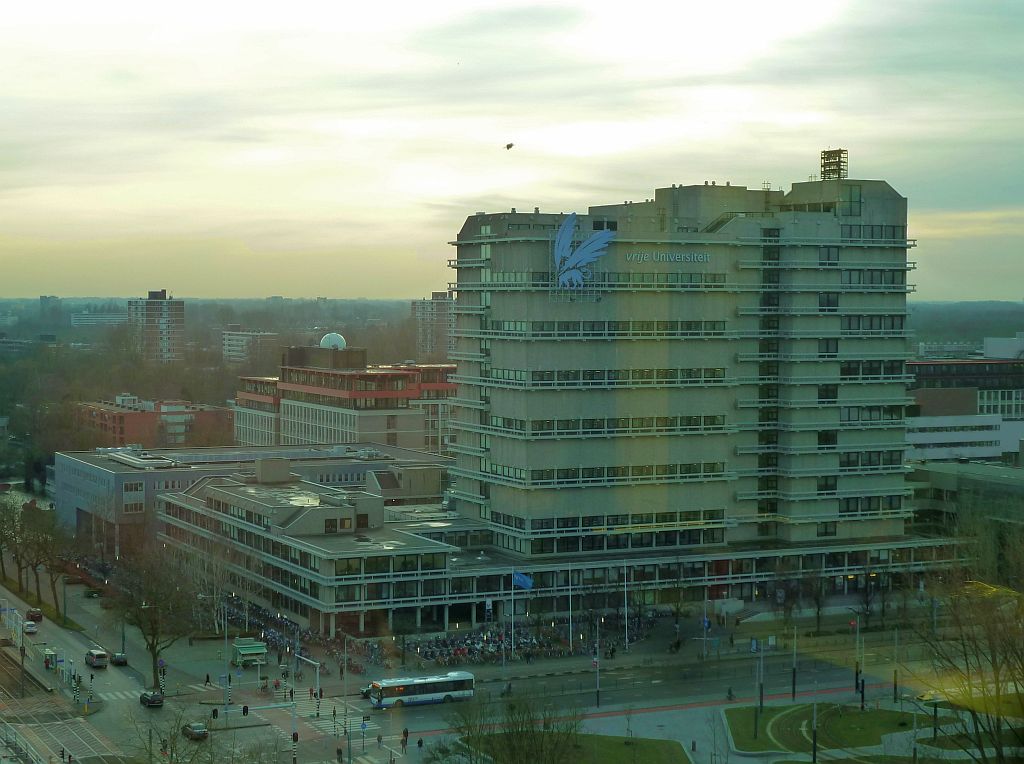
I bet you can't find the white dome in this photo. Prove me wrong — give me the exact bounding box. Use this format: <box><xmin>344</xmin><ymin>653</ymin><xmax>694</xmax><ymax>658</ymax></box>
<box><xmin>319</xmin><ymin>333</ymin><xmax>347</xmax><ymax>350</ymax></box>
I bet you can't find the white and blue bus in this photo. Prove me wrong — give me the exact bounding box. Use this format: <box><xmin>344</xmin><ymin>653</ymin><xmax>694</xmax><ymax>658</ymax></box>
<box><xmin>368</xmin><ymin>671</ymin><xmax>475</xmax><ymax>708</ymax></box>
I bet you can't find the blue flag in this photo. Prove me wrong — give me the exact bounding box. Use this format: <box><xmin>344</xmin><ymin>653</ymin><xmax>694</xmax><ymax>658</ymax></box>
<box><xmin>512</xmin><ymin>572</ymin><xmax>534</xmax><ymax>590</ymax></box>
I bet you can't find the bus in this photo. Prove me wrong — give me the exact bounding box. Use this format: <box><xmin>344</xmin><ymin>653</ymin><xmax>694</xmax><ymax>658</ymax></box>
<box><xmin>368</xmin><ymin>671</ymin><xmax>475</xmax><ymax>708</ymax></box>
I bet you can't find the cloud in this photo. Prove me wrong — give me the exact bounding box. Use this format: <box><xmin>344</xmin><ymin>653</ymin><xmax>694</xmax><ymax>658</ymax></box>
<box><xmin>0</xmin><ymin>1</ymin><xmax>1020</xmax><ymax>298</ymax></box>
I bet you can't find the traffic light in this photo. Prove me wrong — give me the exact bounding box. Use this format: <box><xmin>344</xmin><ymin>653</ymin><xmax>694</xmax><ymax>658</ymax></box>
<box><xmin>212</xmin><ymin>708</ymin><xmax>218</xmax><ymax>719</ymax></box>
<box><xmin>242</xmin><ymin>705</ymin><xmax>249</xmax><ymax>716</ymax></box>
<box><xmin>292</xmin><ymin>732</ymin><xmax>299</xmax><ymax>744</ymax></box>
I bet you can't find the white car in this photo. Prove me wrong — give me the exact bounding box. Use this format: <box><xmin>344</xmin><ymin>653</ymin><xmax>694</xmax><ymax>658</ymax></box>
<box><xmin>23</xmin><ymin>621</ymin><xmax>38</xmax><ymax>634</ymax></box>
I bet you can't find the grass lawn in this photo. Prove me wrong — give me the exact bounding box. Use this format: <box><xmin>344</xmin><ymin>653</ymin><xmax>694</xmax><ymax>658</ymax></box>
<box><xmin>569</xmin><ymin>734</ymin><xmax>691</xmax><ymax>764</ymax></box>
<box><xmin>725</xmin><ymin>706</ymin><xmax>794</xmax><ymax>751</ymax></box>
<box><xmin>472</xmin><ymin>733</ymin><xmax>691</xmax><ymax>764</ymax></box>
<box><xmin>0</xmin><ymin>574</ymin><xmax>85</xmax><ymax>631</ymax></box>
<box><xmin>921</xmin><ymin>726</ymin><xmax>1024</xmax><ymax>750</ymax></box>
<box><xmin>726</xmin><ymin>704</ymin><xmax>952</xmax><ymax>753</ymax></box>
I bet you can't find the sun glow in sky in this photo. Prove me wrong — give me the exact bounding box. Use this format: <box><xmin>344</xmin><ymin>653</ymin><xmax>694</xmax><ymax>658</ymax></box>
<box><xmin>1</xmin><ymin>0</ymin><xmax>1022</xmax><ymax>299</ymax></box>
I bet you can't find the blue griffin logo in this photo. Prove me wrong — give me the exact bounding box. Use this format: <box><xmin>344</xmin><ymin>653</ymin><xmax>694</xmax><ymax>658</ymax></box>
<box><xmin>553</xmin><ymin>213</ymin><xmax>615</xmax><ymax>288</ymax></box>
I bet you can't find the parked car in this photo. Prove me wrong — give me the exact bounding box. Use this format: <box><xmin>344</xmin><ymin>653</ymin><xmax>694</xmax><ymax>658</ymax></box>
<box><xmin>111</xmin><ymin>652</ymin><xmax>128</xmax><ymax>666</ymax></box>
<box><xmin>26</xmin><ymin>608</ymin><xmax>43</xmax><ymax>622</ymax></box>
<box><xmin>23</xmin><ymin>621</ymin><xmax>38</xmax><ymax>634</ymax></box>
<box><xmin>84</xmin><ymin>588</ymin><xmax>102</xmax><ymax>598</ymax></box>
<box><xmin>140</xmin><ymin>691</ymin><xmax>164</xmax><ymax>708</ymax></box>
<box><xmin>181</xmin><ymin>722</ymin><xmax>209</xmax><ymax>741</ymax></box>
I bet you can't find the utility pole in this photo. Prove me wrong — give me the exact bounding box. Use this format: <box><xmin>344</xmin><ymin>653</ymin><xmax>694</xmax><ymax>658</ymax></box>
<box><xmin>812</xmin><ymin>682</ymin><xmax>818</xmax><ymax>764</ymax></box>
<box><xmin>791</xmin><ymin>625</ymin><xmax>797</xmax><ymax>701</ymax></box>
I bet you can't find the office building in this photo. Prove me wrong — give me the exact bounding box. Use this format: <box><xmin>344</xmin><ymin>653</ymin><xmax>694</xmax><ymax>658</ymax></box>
<box><xmin>222</xmin><ymin>325</ymin><xmax>279</xmax><ymax>367</ymax></box>
<box><xmin>412</xmin><ymin>291</ymin><xmax>456</xmax><ymax>360</ymax></box>
<box><xmin>446</xmin><ymin>151</ymin><xmax>942</xmax><ymax>609</ymax></box>
<box><xmin>127</xmin><ymin>289</ymin><xmax>184</xmax><ymax>362</ymax></box>
<box><xmin>75</xmin><ymin>393</ymin><xmax>233</xmax><ymax>449</ymax></box>
<box><xmin>233</xmin><ymin>339</ymin><xmax>456</xmax><ymax>455</ymax></box>
<box><xmin>54</xmin><ymin>442</ymin><xmax>451</xmax><ymax>561</ymax></box>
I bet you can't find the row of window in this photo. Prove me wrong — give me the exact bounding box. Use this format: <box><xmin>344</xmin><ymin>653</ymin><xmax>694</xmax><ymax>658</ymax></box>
<box><xmin>477</xmin><ymin>460</ymin><xmax>728</xmax><ymax>485</ymax></box>
<box><xmin>485</xmin><ymin>319</ymin><xmax>727</xmax><ymax>335</ymax></box>
<box><xmin>839</xmin><ymin>224</ymin><xmax>907</xmax><ymax>239</ymax></box>
<box><xmin>839</xmin><ymin>405</ymin><xmax>905</xmax><ymax>422</ymax></box>
<box><xmin>838</xmin><ymin>450</ymin><xmax>904</xmax><ymax>468</ymax></box>
<box><xmin>485</xmin><ymin>270</ymin><xmax>728</xmax><ymax>286</ymax></box>
<box><xmin>530</xmin><ymin>529</ymin><xmax>724</xmax><ymax>554</ymax></box>
<box><xmin>840</xmin><ymin>269</ymin><xmax>907</xmax><ymax>285</ymax></box>
<box><xmin>485</xmin><ymin>414</ymin><xmax>726</xmax><ymax>433</ymax></box>
<box><xmin>839</xmin><ymin>315</ymin><xmax>905</xmax><ymax>331</ymax></box>
<box><xmin>840</xmin><ymin>360</ymin><xmax>906</xmax><ymax>378</ymax></box>
<box><xmin>839</xmin><ymin>495</ymin><xmax>904</xmax><ymax>513</ymax></box>
<box><xmin>487</xmin><ymin>367</ymin><xmax>728</xmax><ymax>384</ymax></box>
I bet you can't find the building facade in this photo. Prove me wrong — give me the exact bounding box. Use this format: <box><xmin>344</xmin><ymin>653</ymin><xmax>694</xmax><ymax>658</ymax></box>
<box><xmin>412</xmin><ymin>291</ymin><xmax>456</xmax><ymax>360</ymax></box>
<box><xmin>75</xmin><ymin>393</ymin><xmax>233</xmax><ymax>449</ymax></box>
<box><xmin>233</xmin><ymin>345</ymin><xmax>456</xmax><ymax>455</ymax></box>
<box><xmin>127</xmin><ymin>289</ymin><xmax>184</xmax><ymax>362</ymax></box>
<box><xmin>222</xmin><ymin>325</ymin><xmax>279</xmax><ymax>367</ymax></box>
<box><xmin>446</xmin><ymin>156</ymin><xmax>935</xmax><ymax>607</ymax></box>
<box><xmin>54</xmin><ymin>442</ymin><xmax>451</xmax><ymax>561</ymax></box>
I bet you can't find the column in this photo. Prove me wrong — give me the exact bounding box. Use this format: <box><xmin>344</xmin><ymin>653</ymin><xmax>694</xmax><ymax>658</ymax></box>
<box><xmin>443</xmin><ymin>604</ymin><xmax>450</xmax><ymax>632</ymax></box>
<box><xmin>358</xmin><ymin>611</ymin><xmax>365</xmax><ymax>634</ymax></box>
<box><xmin>470</xmin><ymin>603</ymin><xmax>477</xmax><ymax>628</ymax></box>
<box><xmin>328</xmin><ymin>614</ymin><xmax>336</xmax><ymax>639</ymax></box>
<box><xmin>415</xmin><ymin>608</ymin><xmax>422</xmax><ymax>629</ymax></box>
<box><xmin>387</xmin><ymin>609</ymin><xmax>394</xmax><ymax>632</ymax></box>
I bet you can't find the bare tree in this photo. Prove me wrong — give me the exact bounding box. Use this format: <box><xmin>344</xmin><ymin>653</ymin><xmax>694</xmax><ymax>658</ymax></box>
<box><xmin>803</xmin><ymin>565</ymin><xmax>829</xmax><ymax>635</ymax></box>
<box><xmin>434</xmin><ymin>697</ymin><xmax>582</xmax><ymax>764</ymax></box>
<box><xmin>111</xmin><ymin>546</ymin><xmax>200</xmax><ymax>689</ymax></box>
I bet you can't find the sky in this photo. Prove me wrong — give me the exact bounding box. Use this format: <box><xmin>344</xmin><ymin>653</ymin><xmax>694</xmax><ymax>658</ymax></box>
<box><xmin>0</xmin><ymin>0</ymin><xmax>1021</xmax><ymax>300</ymax></box>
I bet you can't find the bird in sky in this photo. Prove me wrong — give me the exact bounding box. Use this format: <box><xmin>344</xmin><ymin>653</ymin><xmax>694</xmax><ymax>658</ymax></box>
<box><xmin>505</xmin><ymin>143</ymin><xmax>514</xmax><ymax>150</ymax></box>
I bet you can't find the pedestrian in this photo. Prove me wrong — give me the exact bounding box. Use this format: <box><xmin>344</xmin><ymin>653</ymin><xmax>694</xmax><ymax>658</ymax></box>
<box><xmin>309</xmin><ymin>687</ymin><xmax>314</xmax><ymax>700</ymax></box>
<box><xmin>377</xmin><ymin>733</ymin><xmax>383</xmax><ymax>748</ymax></box>
<box><xmin>205</xmin><ymin>673</ymin><xmax>211</xmax><ymax>686</ymax></box>
<box><xmin>403</xmin><ymin>727</ymin><xmax>409</xmax><ymax>741</ymax></box>
<box><xmin>417</xmin><ymin>738</ymin><xmax>423</xmax><ymax>753</ymax></box>
<box><xmin>289</xmin><ymin>688</ymin><xmax>294</xmax><ymax>702</ymax></box>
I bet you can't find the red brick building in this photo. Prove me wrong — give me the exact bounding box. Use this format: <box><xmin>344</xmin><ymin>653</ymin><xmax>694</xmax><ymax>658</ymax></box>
<box><xmin>76</xmin><ymin>393</ymin><xmax>233</xmax><ymax>448</ymax></box>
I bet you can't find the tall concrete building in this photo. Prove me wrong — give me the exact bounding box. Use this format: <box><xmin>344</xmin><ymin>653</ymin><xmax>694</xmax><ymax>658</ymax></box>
<box><xmin>412</xmin><ymin>291</ymin><xmax>456</xmax><ymax>360</ymax></box>
<box><xmin>448</xmin><ymin>151</ymin><xmax>925</xmax><ymax>605</ymax></box>
<box><xmin>127</xmin><ymin>289</ymin><xmax>184</xmax><ymax>362</ymax></box>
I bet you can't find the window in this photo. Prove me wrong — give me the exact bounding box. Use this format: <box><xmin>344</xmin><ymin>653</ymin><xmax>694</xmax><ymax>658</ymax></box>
<box><xmin>816</xmin><ymin>476</ymin><xmax>838</xmax><ymax>494</ymax></box>
<box><xmin>818</xmin><ymin>339</ymin><xmax>838</xmax><ymax>357</ymax></box>
<box><xmin>818</xmin><ymin>246</ymin><xmax>839</xmax><ymax>266</ymax></box>
<box><xmin>817</xmin><ymin>522</ymin><xmax>838</xmax><ymax>537</ymax></box>
<box><xmin>817</xmin><ymin>385</ymin><xmax>838</xmax><ymax>403</ymax></box>
<box><xmin>818</xmin><ymin>292</ymin><xmax>839</xmax><ymax>312</ymax></box>
<box><xmin>324</xmin><ymin>519</ymin><xmax>338</xmax><ymax>534</ymax></box>
<box><xmin>840</xmin><ymin>185</ymin><xmax>862</xmax><ymax>217</ymax></box>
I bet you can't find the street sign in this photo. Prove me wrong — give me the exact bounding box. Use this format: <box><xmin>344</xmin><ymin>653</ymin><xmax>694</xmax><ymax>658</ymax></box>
<box><xmin>362</xmin><ymin>715</ymin><xmax>370</xmax><ymax>722</ymax></box>
<box><xmin>360</xmin><ymin>722</ymin><xmax>367</xmax><ymax>731</ymax></box>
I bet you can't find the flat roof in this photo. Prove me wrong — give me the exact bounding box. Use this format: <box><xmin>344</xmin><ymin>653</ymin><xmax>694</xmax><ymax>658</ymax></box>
<box><xmin>908</xmin><ymin>359</ymin><xmax>1024</xmax><ymax>366</ymax></box>
<box><xmin>57</xmin><ymin>443</ymin><xmax>452</xmax><ymax>473</ymax></box>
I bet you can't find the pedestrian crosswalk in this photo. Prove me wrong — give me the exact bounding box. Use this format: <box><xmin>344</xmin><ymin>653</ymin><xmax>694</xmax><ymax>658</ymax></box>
<box><xmin>96</xmin><ymin>682</ymin><xmax>214</xmax><ymax>701</ymax></box>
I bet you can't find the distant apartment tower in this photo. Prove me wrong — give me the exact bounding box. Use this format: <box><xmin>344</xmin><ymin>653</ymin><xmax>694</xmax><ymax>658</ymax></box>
<box><xmin>412</xmin><ymin>291</ymin><xmax>456</xmax><ymax>360</ymax></box>
<box><xmin>76</xmin><ymin>393</ymin><xmax>233</xmax><ymax>448</ymax></box>
<box><xmin>127</xmin><ymin>289</ymin><xmax>184</xmax><ymax>362</ymax></box>
<box><xmin>222</xmin><ymin>324</ymin><xmax>279</xmax><ymax>367</ymax></box>
<box><xmin>233</xmin><ymin>336</ymin><xmax>456</xmax><ymax>454</ymax></box>
<box><xmin>39</xmin><ymin>295</ymin><xmax>62</xmax><ymax>321</ymax></box>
